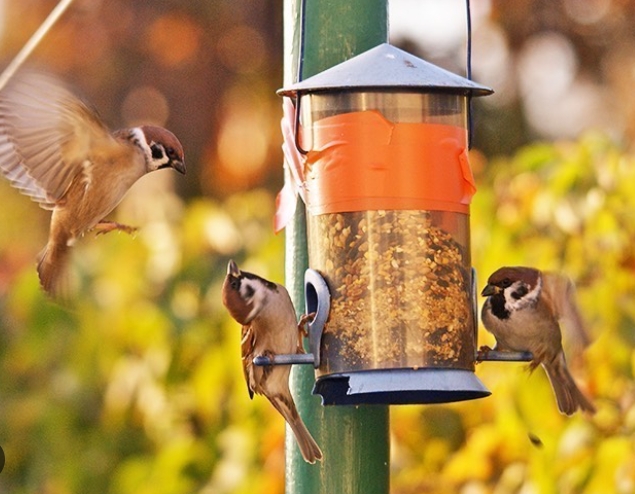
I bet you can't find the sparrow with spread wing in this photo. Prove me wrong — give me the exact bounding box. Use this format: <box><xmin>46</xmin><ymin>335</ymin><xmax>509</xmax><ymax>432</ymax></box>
<box><xmin>0</xmin><ymin>69</ymin><xmax>185</xmax><ymax>296</ymax></box>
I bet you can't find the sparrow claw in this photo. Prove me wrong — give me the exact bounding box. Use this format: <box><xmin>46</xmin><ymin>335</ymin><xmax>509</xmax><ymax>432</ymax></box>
<box><xmin>296</xmin><ymin>312</ymin><xmax>316</xmax><ymax>354</ymax></box>
<box><xmin>475</xmin><ymin>345</ymin><xmax>494</xmax><ymax>364</ymax></box>
<box><xmin>298</xmin><ymin>312</ymin><xmax>316</xmax><ymax>336</ymax></box>
<box><xmin>258</xmin><ymin>350</ymin><xmax>276</xmax><ymax>376</ymax></box>
<box><xmin>93</xmin><ymin>221</ymin><xmax>139</xmax><ymax>236</ymax></box>
<box><xmin>261</xmin><ymin>349</ymin><xmax>276</xmax><ymax>360</ymax></box>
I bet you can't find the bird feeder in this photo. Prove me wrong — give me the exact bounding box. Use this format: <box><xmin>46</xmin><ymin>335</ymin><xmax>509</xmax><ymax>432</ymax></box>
<box><xmin>278</xmin><ymin>43</ymin><xmax>494</xmax><ymax>405</ymax></box>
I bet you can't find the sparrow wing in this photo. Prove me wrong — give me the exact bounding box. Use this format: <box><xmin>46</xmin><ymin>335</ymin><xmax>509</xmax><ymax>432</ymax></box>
<box><xmin>542</xmin><ymin>272</ymin><xmax>591</xmax><ymax>348</ymax></box>
<box><xmin>0</xmin><ymin>69</ymin><xmax>116</xmax><ymax>209</ymax></box>
<box><xmin>240</xmin><ymin>324</ymin><xmax>255</xmax><ymax>399</ymax></box>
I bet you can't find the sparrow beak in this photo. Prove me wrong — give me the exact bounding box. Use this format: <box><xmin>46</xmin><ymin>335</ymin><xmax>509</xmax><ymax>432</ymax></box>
<box><xmin>481</xmin><ymin>284</ymin><xmax>500</xmax><ymax>297</ymax></box>
<box><xmin>171</xmin><ymin>159</ymin><xmax>186</xmax><ymax>175</ymax></box>
<box><xmin>227</xmin><ymin>259</ymin><xmax>241</xmax><ymax>278</ymax></box>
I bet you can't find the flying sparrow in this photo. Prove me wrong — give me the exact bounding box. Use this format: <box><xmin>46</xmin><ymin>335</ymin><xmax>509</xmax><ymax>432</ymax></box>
<box><xmin>481</xmin><ymin>266</ymin><xmax>595</xmax><ymax>415</ymax></box>
<box><xmin>221</xmin><ymin>260</ymin><xmax>323</xmax><ymax>464</ymax></box>
<box><xmin>0</xmin><ymin>69</ymin><xmax>185</xmax><ymax>296</ymax></box>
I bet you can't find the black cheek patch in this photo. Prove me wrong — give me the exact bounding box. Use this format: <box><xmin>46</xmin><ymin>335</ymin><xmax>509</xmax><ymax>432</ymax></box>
<box><xmin>511</xmin><ymin>285</ymin><xmax>529</xmax><ymax>300</ymax></box>
<box><xmin>151</xmin><ymin>144</ymin><xmax>164</xmax><ymax>160</ymax></box>
<box><xmin>490</xmin><ymin>295</ymin><xmax>510</xmax><ymax>320</ymax></box>
<box><xmin>244</xmin><ymin>285</ymin><xmax>255</xmax><ymax>299</ymax></box>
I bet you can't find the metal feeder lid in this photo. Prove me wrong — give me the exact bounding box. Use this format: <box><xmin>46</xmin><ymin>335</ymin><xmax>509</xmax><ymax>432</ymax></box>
<box><xmin>278</xmin><ymin>43</ymin><xmax>493</xmax><ymax>98</ymax></box>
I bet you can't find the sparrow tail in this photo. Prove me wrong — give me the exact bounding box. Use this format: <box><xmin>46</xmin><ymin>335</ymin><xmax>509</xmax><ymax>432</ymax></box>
<box><xmin>269</xmin><ymin>394</ymin><xmax>323</xmax><ymax>464</ymax></box>
<box><xmin>37</xmin><ymin>238</ymin><xmax>70</xmax><ymax>298</ymax></box>
<box><xmin>543</xmin><ymin>352</ymin><xmax>595</xmax><ymax>416</ymax></box>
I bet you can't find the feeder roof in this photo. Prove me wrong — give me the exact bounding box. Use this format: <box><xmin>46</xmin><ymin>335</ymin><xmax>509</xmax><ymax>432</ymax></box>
<box><xmin>278</xmin><ymin>43</ymin><xmax>493</xmax><ymax>98</ymax></box>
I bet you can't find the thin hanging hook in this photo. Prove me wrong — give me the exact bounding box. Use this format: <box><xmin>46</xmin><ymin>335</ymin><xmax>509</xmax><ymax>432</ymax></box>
<box><xmin>466</xmin><ymin>0</ymin><xmax>474</xmax><ymax>149</ymax></box>
<box><xmin>297</xmin><ymin>0</ymin><xmax>308</xmax><ymax>84</ymax></box>
<box><xmin>466</xmin><ymin>0</ymin><xmax>473</xmax><ymax>81</ymax></box>
<box><xmin>294</xmin><ymin>96</ymin><xmax>309</xmax><ymax>155</ymax></box>
<box><xmin>290</xmin><ymin>0</ymin><xmax>310</xmax><ymax>155</ymax></box>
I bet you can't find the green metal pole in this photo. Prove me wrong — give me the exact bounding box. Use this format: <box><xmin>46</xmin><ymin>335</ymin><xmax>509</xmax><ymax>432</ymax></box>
<box><xmin>283</xmin><ymin>1</ymin><xmax>389</xmax><ymax>493</ymax></box>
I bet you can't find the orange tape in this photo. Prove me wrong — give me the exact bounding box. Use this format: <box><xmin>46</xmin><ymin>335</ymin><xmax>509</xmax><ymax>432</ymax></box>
<box><xmin>302</xmin><ymin>110</ymin><xmax>476</xmax><ymax>215</ymax></box>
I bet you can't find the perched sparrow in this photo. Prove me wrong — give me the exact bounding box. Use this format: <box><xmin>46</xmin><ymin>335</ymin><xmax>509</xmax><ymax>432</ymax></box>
<box><xmin>221</xmin><ymin>260</ymin><xmax>323</xmax><ymax>464</ymax></box>
<box><xmin>481</xmin><ymin>266</ymin><xmax>595</xmax><ymax>415</ymax></box>
<box><xmin>0</xmin><ymin>69</ymin><xmax>185</xmax><ymax>296</ymax></box>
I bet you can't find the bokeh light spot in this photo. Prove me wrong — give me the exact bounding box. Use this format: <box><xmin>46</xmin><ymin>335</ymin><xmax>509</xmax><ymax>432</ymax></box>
<box><xmin>121</xmin><ymin>85</ymin><xmax>170</xmax><ymax>127</ymax></box>
<box><xmin>145</xmin><ymin>13</ymin><xmax>202</xmax><ymax>67</ymax></box>
<box><xmin>217</xmin><ymin>25</ymin><xmax>266</xmax><ymax>74</ymax></box>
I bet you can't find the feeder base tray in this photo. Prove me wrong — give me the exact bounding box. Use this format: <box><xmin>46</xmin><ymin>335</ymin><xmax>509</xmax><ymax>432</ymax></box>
<box><xmin>313</xmin><ymin>368</ymin><xmax>490</xmax><ymax>406</ymax></box>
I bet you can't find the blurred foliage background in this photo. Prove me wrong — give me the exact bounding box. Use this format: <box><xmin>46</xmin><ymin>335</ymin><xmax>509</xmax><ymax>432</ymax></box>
<box><xmin>0</xmin><ymin>0</ymin><xmax>634</xmax><ymax>493</ymax></box>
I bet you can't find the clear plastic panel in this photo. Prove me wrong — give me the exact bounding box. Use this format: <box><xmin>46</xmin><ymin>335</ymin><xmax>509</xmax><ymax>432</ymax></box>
<box><xmin>299</xmin><ymin>91</ymin><xmax>467</xmax><ymax>154</ymax></box>
<box><xmin>308</xmin><ymin>210</ymin><xmax>475</xmax><ymax>374</ymax></box>
<box><xmin>301</xmin><ymin>90</ymin><xmax>467</xmax><ymax>122</ymax></box>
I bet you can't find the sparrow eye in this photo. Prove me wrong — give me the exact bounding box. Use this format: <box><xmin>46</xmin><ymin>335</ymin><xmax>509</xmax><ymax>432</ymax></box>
<box><xmin>501</xmin><ymin>278</ymin><xmax>512</xmax><ymax>288</ymax></box>
<box><xmin>511</xmin><ymin>285</ymin><xmax>529</xmax><ymax>299</ymax></box>
<box><xmin>230</xmin><ymin>279</ymin><xmax>240</xmax><ymax>290</ymax></box>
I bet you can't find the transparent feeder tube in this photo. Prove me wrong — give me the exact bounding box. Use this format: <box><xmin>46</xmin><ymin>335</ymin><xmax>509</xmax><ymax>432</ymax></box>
<box><xmin>308</xmin><ymin>210</ymin><xmax>474</xmax><ymax>375</ymax></box>
<box><xmin>302</xmin><ymin>91</ymin><xmax>477</xmax><ymax>377</ymax></box>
